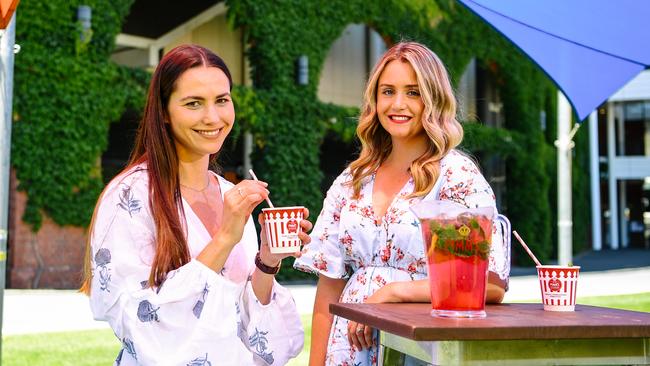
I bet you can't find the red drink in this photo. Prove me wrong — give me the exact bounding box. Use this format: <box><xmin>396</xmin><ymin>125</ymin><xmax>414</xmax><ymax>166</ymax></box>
<box><xmin>420</xmin><ymin>215</ymin><xmax>492</xmax><ymax>318</ymax></box>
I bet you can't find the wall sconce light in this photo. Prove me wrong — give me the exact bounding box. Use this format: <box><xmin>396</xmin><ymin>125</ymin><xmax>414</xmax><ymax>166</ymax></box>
<box><xmin>296</xmin><ymin>55</ymin><xmax>308</xmax><ymax>85</ymax></box>
<box><xmin>77</xmin><ymin>5</ymin><xmax>92</xmax><ymax>44</ymax></box>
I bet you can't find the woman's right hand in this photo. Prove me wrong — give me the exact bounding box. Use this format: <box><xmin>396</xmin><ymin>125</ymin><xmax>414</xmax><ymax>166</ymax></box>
<box><xmin>257</xmin><ymin>207</ymin><xmax>312</xmax><ymax>268</ymax></box>
<box><xmin>216</xmin><ymin>179</ymin><xmax>269</xmax><ymax>247</ymax></box>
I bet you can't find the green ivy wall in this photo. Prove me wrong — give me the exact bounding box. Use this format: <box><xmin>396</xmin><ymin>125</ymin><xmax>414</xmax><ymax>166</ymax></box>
<box><xmin>13</xmin><ymin>0</ymin><xmax>141</xmax><ymax>229</ymax></box>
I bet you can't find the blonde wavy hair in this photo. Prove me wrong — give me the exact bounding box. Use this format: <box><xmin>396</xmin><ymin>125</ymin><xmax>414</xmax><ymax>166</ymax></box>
<box><xmin>348</xmin><ymin>41</ymin><xmax>463</xmax><ymax>198</ymax></box>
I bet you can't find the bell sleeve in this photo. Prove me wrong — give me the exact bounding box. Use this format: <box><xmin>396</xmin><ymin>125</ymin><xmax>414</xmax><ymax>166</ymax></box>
<box><xmin>88</xmin><ymin>172</ymin><xmax>254</xmax><ymax>365</ymax></box>
<box><xmin>238</xmin><ymin>279</ymin><xmax>304</xmax><ymax>365</ymax></box>
<box><xmin>293</xmin><ymin>170</ymin><xmax>350</xmax><ymax>279</ymax></box>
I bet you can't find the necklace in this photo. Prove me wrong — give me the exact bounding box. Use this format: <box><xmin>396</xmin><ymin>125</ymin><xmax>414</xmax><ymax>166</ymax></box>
<box><xmin>180</xmin><ymin>176</ymin><xmax>210</xmax><ymax>193</ymax></box>
<box><xmin>180</xmin><ymin>176</ymin><xmax>212</xmax><ymax>205</ymax></box>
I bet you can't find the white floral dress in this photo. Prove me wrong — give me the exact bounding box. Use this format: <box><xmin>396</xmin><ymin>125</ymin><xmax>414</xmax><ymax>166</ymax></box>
<box><xmin>89</xmin><ymin>164</ymin><xmax>303</xmax><ymax>366</ymax></box>
<box><xmin>294</xmin><ymin>150</ymin><xmax>509</xmax><ymax>366</ymax></box>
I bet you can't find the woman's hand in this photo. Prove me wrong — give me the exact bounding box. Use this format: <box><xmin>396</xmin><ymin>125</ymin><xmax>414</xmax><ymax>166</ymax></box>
<box><xmin>347</xmin><ymin>319</ymin><xmax>373</xmax><ymax>351</ymax></box>
<box><xmin>199</xmin><ymin>180</ymin><xmax>269</xmax><ymax>273</ymax></box>
<box><xmin>257</xmin><ymin>207</ymin><xmax>312</xmax><ymax>268</ymax></box>
<box><xmin>217</xmin><ymin>180</ymin><xmax>269</xmax><ymax>247</ymax></box>
<box><xmin>250</xmin><ymin>207</ymin><xmax>312</xmax><ymax>305</ymax></box>
<box><xmin>487</xmin><ymin>271</ymin><xmax>506</xmax><ymax>303</ymax></box>
<box><xmin>345</xmin><ymin>284</ymin><xmax>396</xmax><ymax>351</ymax></box>
<box><xmin>346</xmin><ymin>280</ymin><xmax>432</xmax><ymax>350</ymax></box>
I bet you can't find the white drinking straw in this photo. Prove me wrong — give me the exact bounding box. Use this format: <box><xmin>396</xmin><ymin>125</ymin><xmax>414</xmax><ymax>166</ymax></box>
<box><xmin>248</xmin><ymin>169</ymin><xmax>275</xmax><ymax>208</ymax></box>
<box><xmin>512</xmin><ymin>230</ymin><xmax>542</xmax><ymax>267</ymax></box>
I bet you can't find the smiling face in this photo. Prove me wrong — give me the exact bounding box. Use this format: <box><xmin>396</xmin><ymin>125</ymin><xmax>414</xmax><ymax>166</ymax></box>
<box><xmin>167</xmin><ymin>66</ymin><xmax>234</xmax><ymax>162</ymax></box>
<box><xmin>376</xmin><ymin>60</ymin><xmax>426</xmax><ymax>145</ymax></box>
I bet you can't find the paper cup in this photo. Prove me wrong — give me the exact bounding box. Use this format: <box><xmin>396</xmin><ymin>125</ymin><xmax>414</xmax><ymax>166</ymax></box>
<box><xmin>537</xmin><ymin>265</ymin><xmax>580</xmax><ymax>311</ymax></box>
<box><xmin>262</xmin><ymin>206</ymin><xmax>304</xmax><ymax>254</ymax></box>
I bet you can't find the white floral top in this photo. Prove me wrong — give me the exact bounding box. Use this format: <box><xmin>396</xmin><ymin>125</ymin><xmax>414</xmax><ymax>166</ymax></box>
<box><xmin>294</xmin><ymin>150</ymin><xmax>509</xmax><ymax>366</ymax></box>
<box><xmin>89</xmin><ymin>164</ymin><xmax>303</xmax><ymax>366</ymax></box>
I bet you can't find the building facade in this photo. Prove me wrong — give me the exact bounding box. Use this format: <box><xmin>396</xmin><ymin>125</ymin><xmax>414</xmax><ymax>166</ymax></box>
<box><xmin>592</xmin><ymin>70</ymin><xmax>650</xmax><ymax>251</ymax></box>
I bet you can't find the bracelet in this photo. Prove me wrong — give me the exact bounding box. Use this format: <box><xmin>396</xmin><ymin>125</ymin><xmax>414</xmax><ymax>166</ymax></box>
<box><xmin>255</xmin><ymin>252</ymin><xmax>280</xmax><ymax>275</ymax></box>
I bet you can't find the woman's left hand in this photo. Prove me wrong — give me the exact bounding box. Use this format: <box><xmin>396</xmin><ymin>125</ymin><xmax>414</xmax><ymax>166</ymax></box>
<box><xmin>346</xmin><ymin>283</ymin><xmax>399</xmax><ymax>350</ymax></box>
<box><xmin>257</xmin><ymin>207</ymin><xmax>312</xmax><ymax>268</ymax></box>
<box><xmin>347</xmin><ymin>319</ymin><xmax>373</xmax><ymax>351</ymax></box>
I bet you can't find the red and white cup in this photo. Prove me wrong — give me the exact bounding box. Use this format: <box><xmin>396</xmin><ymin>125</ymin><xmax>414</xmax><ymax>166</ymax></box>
<box><xmin>262</xmin><ymin>206</ymin><xmax>304</xmax><ymax>254</ymax></box>
<box><xmin>536</xmin><ymin>265</ymin><xmax>580</xmax><ymax>311</ymax></box>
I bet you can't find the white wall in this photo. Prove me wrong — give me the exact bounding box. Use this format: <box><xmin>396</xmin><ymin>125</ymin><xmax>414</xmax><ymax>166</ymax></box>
<box><xmin>110</xmin><ymin>48</ymin><xmax>150</xmax><ymax>68</ymax></box>
<box><xmin>165</xmin><ymin>14</ymin><xmax>245</xmax><ymax>85</ymax></box>
<box><xmin>318</xmin><ymin>24</ymin><xmax>386</xmax><ymax>107</ymax></box>
<box><xmin>610</xmin><ymin>70</ymin><xmax>650</xmax><ymax>102</ymax></box>
<box><xmin>456</xmin><ymin>58</ymin><xmax>477</xmax><ymax>121</ymax></box>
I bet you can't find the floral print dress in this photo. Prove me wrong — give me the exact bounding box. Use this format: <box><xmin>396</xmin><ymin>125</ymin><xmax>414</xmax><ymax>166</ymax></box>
<box><xmin>294</xmin><ymin>150</ymin><xmax>509</xmax><ymax>366</ymax></box>
<box><xmin>89</xmin><ymin>164</ymin><xmax>303</xmax><ymax>366</ymax></box>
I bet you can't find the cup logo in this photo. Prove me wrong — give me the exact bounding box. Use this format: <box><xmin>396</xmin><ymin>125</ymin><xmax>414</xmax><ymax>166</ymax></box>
<box><xmin>548</xmin><ymin>278</ymin><xmax>562</xmax><ymax>292</ymax></box>
<box><xmin>287</xmin><ymin>218</ymin><xmax>298</xmax><ymax>233</ymax></box>
<box><xmin>457</xmin><ymin>225</ymin><xmax>471</xmax><ymax>237</ymax></box>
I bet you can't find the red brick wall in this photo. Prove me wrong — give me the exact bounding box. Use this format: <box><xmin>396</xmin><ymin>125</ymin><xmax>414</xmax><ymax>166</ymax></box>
<box><xmin>8</xmin><ymin>170</ymin><xmax>87</xmax><ymax>289</ymax></box>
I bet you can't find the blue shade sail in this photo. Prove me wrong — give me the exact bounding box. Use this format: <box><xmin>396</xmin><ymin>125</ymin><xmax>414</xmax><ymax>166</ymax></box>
<box><xmin>458</xmin><ymin>0</ymin><xmax>650</xmax><ymax>121</ymax></box>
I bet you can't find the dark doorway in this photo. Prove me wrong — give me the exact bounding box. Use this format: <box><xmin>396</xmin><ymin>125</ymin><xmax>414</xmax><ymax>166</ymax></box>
<box><xmin>102</xmin><ymin>109</ymin><xmax>140</xmax><ymax>183</ymax></box>
<box><xmin>319</xmin><ymin>132</ymin><xmax>359</xmax><ymax>194</ymax></box>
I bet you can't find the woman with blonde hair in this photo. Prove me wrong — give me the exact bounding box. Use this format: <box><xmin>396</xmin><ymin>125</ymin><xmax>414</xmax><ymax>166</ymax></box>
<box><xmin>80</xmin><ymin>45</ymin><xmax>308</xmax><ymax>365</ymax></box>
<box><xmin>295</xmin><ymin>41</ymin><xmax>509</xmax><ymax>365</ymax></box>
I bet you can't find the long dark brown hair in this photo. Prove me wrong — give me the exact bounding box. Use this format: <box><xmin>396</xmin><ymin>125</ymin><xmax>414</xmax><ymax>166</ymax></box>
<box><xmin>81</xmin><ymin>45</ymin><xmax>233</xmax><ymax>293</ymax></box>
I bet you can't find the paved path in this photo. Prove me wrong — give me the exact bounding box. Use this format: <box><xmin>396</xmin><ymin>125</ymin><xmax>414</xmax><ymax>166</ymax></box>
<box><xmin>3</xmin><ymin>267</ymin><xmax>649</xmax><ymax>336</ymax></box>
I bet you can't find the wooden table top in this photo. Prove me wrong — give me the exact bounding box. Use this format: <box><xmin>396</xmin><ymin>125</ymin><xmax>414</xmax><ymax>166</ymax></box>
<box><xmin>329</xmin><ymin>303</ymin><xmax>650</xmax><ymax>341</ymax></box>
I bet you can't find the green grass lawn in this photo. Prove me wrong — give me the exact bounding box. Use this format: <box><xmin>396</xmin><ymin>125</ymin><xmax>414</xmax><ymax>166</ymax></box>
<box><xmin>2</xmin><ymin>329</ymin><xmax>121</xmax><ymax>366</ymax></box>
<box><xmin>577</xmin><ymin>292</ymin><xmax>650</xmax><ymax>312</ymax></box>
<box><xmin>2</xmin><ymin>314</ymin><xmax>312</xmax><ymax>366</ymax></box>
<box><xmin>3</xmin><ymin>294</ymin><xmax>648</xmax><ymax>366</ymax></box>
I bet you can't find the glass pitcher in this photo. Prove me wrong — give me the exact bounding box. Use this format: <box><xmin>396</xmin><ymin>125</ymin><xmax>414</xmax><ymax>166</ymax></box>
<box><xmin>410</xmin><ymin>200</ymin><xmax>494</xmax><ymax>318</ymax></box>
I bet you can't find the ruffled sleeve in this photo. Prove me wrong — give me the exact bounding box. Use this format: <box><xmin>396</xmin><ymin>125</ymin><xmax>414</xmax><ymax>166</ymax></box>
<box><xmin>293</xmin><ymin>170</ymin><xmax>350</xmax><ymax>279</ymax></box>
<box><xmin>437</xmin><ymin>151</ymin><xmax>496</xmax><ymax>209</ymax></box>
<box><xmin>239</xmin><ymin>279</ymin><xmax>304</xmax><ymax>365</ymax></box>
<box><xmin>89</xmin><ymin>168</ymin><xmax>254</xmax><ymax>365</ymax></box>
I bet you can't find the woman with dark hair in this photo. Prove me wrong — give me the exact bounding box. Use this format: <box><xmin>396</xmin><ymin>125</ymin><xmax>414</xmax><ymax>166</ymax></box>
<box><xmin>80</xmin><ymin>44</ymin><xmax>308</xmax><ymax>365</ymax></box>
<box><xmin>294</xmin><ymin>42</ymin><xmax>509</xmax><ymax>365</ymax></box>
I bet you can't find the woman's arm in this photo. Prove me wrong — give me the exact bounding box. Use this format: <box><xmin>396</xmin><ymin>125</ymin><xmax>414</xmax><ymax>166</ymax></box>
<box><xmin>367</xmin><ymin>271</ymin><xmax>506</xmax><ymax>304</ymax></box>
<box><xmin>366</xmin><ymin>279</ymin><xmax>428</xmax><ymax>303</ymax></box>
<box><xmin>309</xmin><ymin>275</ymin><xmax>347</xmax><ymax>366</ymax></box>
<box><xmin>486</xmin><ymin>271</ymin><xmax>506</xmax><ymax>303</ymax></box>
